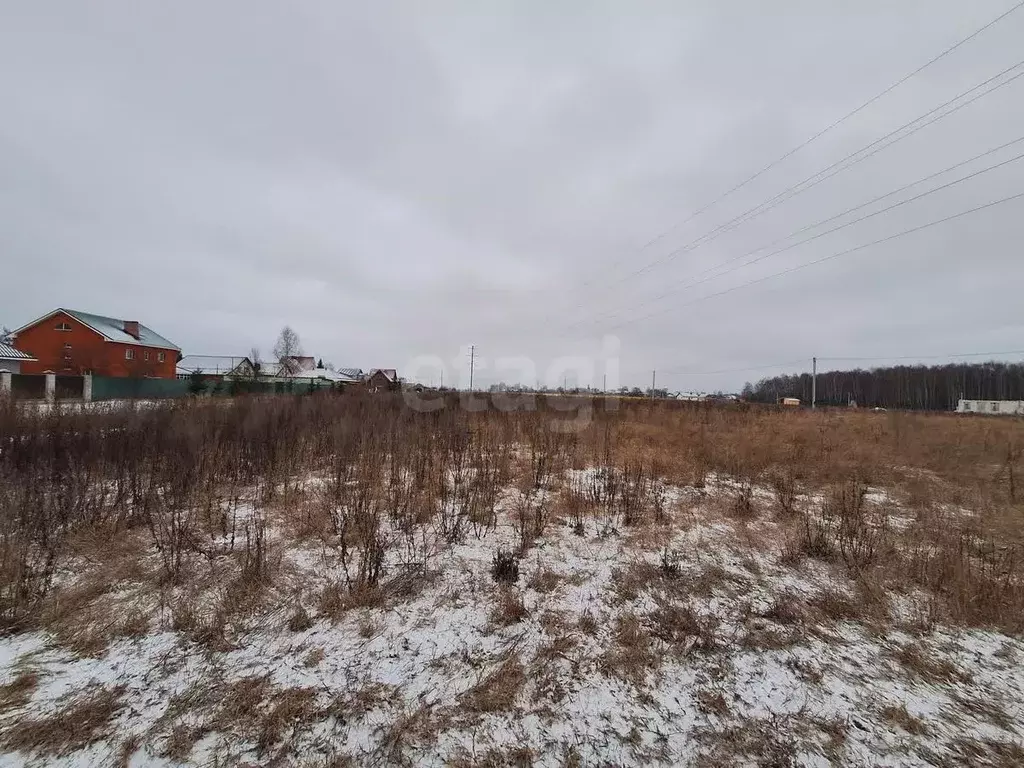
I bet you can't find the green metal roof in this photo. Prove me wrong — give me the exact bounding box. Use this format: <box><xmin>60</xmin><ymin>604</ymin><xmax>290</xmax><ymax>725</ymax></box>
<box><xmin>62</xmin><ymin>309</ymin><xmax>180</xmax><ymax>351</ymax></box>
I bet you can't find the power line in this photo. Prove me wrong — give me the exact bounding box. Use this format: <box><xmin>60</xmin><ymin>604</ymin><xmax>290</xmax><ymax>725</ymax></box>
<box><xmin>578</xmin><ymin>59</ymin><xmax>1024</xmax><ymax>300</ymax></box>
<box><xmin>660</xmin><ymin>359</ymin><xmax>812</xmax><ymax>377</ymax></box>
<box><xmin>572</xmin><ymin>143</ymin><xmax>1024</xmax><ymax>330</ymax></box>
<box><xmin>820</xmin><ymin>350</ymin><xmax>1024</xmax><ymax>363</ymax></box>
<box><xmin>599</xmin><ymin>189</ymin><xmax>1024</xmax><ymax>332</ymax></box>
<box><xmin>577</xmin><ymin>134</ymin><xmax>1024</xmax><ymax>327</ymax></box>
<box><xmin>577</xmin><ymin>0</ymin><xmax>1024</xmax><ymax>286</ymax></box>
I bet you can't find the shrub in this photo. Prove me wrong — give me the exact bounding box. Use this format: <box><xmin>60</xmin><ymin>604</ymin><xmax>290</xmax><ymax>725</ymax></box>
<box><xmin>491</xmin><ymin>548</ymin><xmax>520</xmax><ymax>584</ymax></box>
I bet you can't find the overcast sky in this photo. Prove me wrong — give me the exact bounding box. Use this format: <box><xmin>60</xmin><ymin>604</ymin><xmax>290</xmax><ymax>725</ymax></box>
<box><xmin>2</xmin><ymin>1</ymin><xmax>1023</xmax><ymax>391</ymax></box>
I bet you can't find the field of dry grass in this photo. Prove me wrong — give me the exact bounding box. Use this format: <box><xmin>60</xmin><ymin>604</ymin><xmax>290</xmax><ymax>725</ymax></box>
<box><xmin>0</xmin><ymin>393</ymin><xmax>1022</xmax><ymax>766</ymax></box>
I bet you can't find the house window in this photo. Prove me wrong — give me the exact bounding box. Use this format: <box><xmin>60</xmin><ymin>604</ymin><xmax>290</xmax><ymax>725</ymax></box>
<box><xmin>144</xmin><ymin>351</ymin><xmax>150</xmax><ymax>362</ymax></box>
<box><xmin>158</xmin><ymin>351</ymin><xmax>166</xmax><ymax>362</ymax></box>
<box><xmin>125</xmin><ymin>348</ymin><xmax>135</xmax><ymax>361</ymax></box>
<box><xmin>55</xmin><ymin>322</ymin><xmax>71</xmax><ymax>331</ymax></box>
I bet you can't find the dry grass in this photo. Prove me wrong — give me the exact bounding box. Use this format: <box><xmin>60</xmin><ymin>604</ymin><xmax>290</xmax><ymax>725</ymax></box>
<box><xmin>287</xmin><ymin>603</ymin><xmax>313</xmax><ymax>632</ymax></box>
<box><xmin>303</xmin><ymin>647</ymin><xmax>325</xmax><ymax>668</ymax></box>
<box><xmin>450</xmin><ymin>745</ymin><xmax>535</xmax><ymax>768</ymax></box>
<box><xmin>489</xmin><ymin>587</ymin><xmax>529</xmax><ymax>627</ymax></box>
<box><xmin>889</xmin><ymin>641</ymin><xmax>970</xmax><ymax>685</ymax></box>
<box><xmin>880</xmin><ymin>702</ymin><xmax>929</xmax><ymax>736</ymax></box>
<box><xmin>2</xmin><ymin>395</ymin><xmax>1022</xmax><ymax>636</ymax></box>
<box><xmin>599</xmin><ymin>611</ymin><xmax>658</xmax><ymax>684</ymax></box>
<box><xmin>695</xmin><ymin>687</ymin><xmax>729</xmax><ymax>717</ymax></box>
<box><xmin>0</xmin><ymin>669</ymin><xmax>38</xmax><ymax>714</ymax></box>
<box><xmin>2</xmin><ymin>395</ymin><xmax>1024</xmax><ymax>763</ymax></box>
<box><xmin>646</xmin><ymin>598</ymin><xmax>718</xmax><ymax>656</ymax></box>
<box><xmin>256</xmin><ymin>686</ymin><xmax>319</xmax><ymax>753</ymax></box>
<box><xmin>695</xmin><ymin>715</ymin><xmax>798</xmax><ymax>768</ymax></box>
<box><xmin>331</xmin><ymin>681</ymin><xmax>399</xmax><ymax>719</ymax></box>
<box><xmin>1</xmin><ymin>684</ymin><xmax>125</xmax><ymax>756</ymax></box>
<box><xmin>459</xmin><ymin>653</ymin><xmax>526</xmax><ymax>714</ymax></box>
<box><xmin>526</xmin><ymin>567</ymin><xmax>562</xmax><ymax>594</ymax></box>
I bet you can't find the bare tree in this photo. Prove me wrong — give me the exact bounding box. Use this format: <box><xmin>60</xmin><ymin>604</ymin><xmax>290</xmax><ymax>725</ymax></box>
<box><xmin>0</xmin><ymin>326</ymin><xmax>11</xmax><ymax>344</ymax></box>
<box><xmin>273</xmin><ymin>326</ymin><xmax>303</xmax><ymax>375</ymax></box>
<box><xmin>249</xmin><ymin>347</ymin><xmax>263</xmax><ymax>379</ymax></box>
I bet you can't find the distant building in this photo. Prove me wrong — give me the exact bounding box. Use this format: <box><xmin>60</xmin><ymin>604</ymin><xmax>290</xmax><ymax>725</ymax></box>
<box><xmin>10</xmin><ymin>308</ymin><xmax>179</xmax><ymax>378</ymax></box>
<box><xmin>957</xmin><ymin>399</ymin><xmax>1024</xmax><ymax>416</ymax></box>
<box><xmin>672</xmin><ymin>391</ymin><xmax>707</xmax><ymax>402</ymax></box>
<box><xmin>287</xmin><ymin>368</ymin><xmax>361</xmax><ymax>385</ymax></box>
<box><xmin>781</xmin><ymin>397</ymin><xmax>801</xmax><ymax>407</ymax></box>
<box><xmin>365</xmin><ymin>368</ymin><xmax>399</xmax><ymax>392</ymax></box>
<box><xmin>176</xmin><ymin>355</ymin><xmax>255</xmax><ymax>381</ymax></box>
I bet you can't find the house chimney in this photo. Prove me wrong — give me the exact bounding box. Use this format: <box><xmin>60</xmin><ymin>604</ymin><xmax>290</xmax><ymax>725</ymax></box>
<box><xmin>123</xmin><ymin>320</ymin><xmax>140</xmax><ymax>339</ymax></box>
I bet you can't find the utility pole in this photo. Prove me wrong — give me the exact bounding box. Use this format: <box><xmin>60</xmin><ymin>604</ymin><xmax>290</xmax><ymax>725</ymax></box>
<box><xmin>440</xmin><ymin>369</ymin><xmax>443</xmax><ymax>389</ymax></box>
<box><xmin>603</xmin><ymin>373</ymin><xmax>607</xmax><ymax>394</ymax></box>
<box><xmin>651</xmin><ymin>370</ymin><xmax>656</xmax><ymax>399</ymax></box>
<box><xmin>468</xmin><ymin>345</ymin><xmax>475</xmax><ymax>392</ymax></box>
<box><xmin>812</xmin><ymin>356</ymin><xmax>817</xmax><ymax>410</ymax></box>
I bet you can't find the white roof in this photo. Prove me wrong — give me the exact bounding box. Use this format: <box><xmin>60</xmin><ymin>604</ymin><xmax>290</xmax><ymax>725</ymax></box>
<box><xmin>288</xmin><ymin>368</ymin><xmax>360</xmax><ymax>383</ymax></box>
<box><xmin>261</xmin><ymin>362</ymin><xmax>360</xmax><ymax>382</ymax></box>
<box><xmin>176</xmin><ymin>355</ymin><xmax>251</xmax><ymax>376</ymax></box>
<box><xmin>0</xmin><ymin>343</ymin><xmax>35</xmax><ymax>361</ymax></box>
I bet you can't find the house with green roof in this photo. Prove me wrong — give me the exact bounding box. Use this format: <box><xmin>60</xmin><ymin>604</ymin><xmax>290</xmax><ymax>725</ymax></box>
<box><xmin>10</xmin><ymin>308</ymin><xmax>180</xmax><ymax>378</ymax></box>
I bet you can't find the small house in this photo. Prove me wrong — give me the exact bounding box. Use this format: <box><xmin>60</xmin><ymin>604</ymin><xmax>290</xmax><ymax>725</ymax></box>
<box><xmin>365</xmin><ymin>368</ymin><xmax>399</xmax><ymax>392</ymax></box>
<box><xmin>957</xmin><ymin>399</ymin><xmax>1024</xmax><ymax>416</ymax></box>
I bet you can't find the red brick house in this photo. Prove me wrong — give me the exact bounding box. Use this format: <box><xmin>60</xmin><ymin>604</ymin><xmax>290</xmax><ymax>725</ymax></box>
<box><xmin>11</xmin><ymin>308</ymin><xmax>180</xmax><ymax>378</ymax></box>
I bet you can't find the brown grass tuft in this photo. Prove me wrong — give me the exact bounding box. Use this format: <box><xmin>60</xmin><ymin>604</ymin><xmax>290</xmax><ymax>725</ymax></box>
<box><xmin>526</xmin><ymin>567</ymin><xmax>562</xmax><ymax>594</ymax></box>
<box><xmin>460</xmin><ymin>654</ymin><xmax>526</xmax><ymax>714</ymax></box>
<box><xmin>0</xmin><ymin>669</ymin><xmax>38</xmax><ymax>714</ymax></box>
<box><xmin>600</xmin><ymin>611</ymin><xmax>657</xmax><ymax>684</ymax></box>
<box><xmin>890</xmin><ymin>642</ymin><xmax>970</xmax><ymax>685</ymax></box>
<box><xmin>1</xmin><ymin>684</ymin><xmax>125</xmax><ymax>756</ymax></box>
<box><xmin>880</xmin><ymin>702</ymin><xmax>929</xmax><ymax>735</ymax></box>
<box><xmin>303</xmin><ymin>647</ymin><xmax>326</xmax><ymax>668</ymax></box>
<box><xmin>489</xmin><ymin>587</ymin><xmax>529</xmax><ymax>627</ymax></box>
<box><xmin>257</xmin><ymin>686</ymin><xmax>319</xmax><ymax>753</ymax></box>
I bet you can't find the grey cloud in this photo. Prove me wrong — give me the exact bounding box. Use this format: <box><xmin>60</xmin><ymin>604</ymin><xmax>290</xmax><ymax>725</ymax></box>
<box><xmin>2</xmin><ymin>1</ymin><xmax>1023</xmax><ymax>391</ymax></box>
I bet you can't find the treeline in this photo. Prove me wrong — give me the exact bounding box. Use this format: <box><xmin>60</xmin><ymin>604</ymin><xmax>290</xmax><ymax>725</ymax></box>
<box><xmin>743</xmin><ymin>361</ymin><xmax>1024</xmax><ymax>411</ymax></box>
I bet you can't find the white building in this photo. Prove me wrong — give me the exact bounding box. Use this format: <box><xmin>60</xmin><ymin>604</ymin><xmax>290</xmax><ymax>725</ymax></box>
<box><xmin>957</xmin><ymin>399</ymin><xmax>1024</xmax><ymax>416</ymax></box>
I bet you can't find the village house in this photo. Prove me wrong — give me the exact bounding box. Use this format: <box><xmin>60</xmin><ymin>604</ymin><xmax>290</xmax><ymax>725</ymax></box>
<box><xmin>365</xmin><ymin>368</ymin><xmax>399</xmax><ymax>392</ymax></box>
<box><xmin>957</xmin><ymin>399</ymin><xmax>1024</xmax><ymax>416</ymax></box>
<box><xmin>10</xmin><ymin>308</ymin><xmax>180</xmax><ymax>379</ymax></box>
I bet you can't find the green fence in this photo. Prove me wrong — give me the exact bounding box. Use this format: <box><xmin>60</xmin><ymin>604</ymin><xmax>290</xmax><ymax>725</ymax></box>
<box><xmin>91</xmin><ymin>375</ymin><xmax>345</xmax><ymax>401</ymax></box>
<box><xmin>91</xmin><ymin>376</ymin><xmax>190</xmax><ymax>401</ymax></box>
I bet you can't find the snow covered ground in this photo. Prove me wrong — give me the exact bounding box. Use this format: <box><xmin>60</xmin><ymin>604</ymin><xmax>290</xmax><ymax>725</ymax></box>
<box><xmin>0</xmin><ymin>474</ymin><xmax>1022</xmax><ymax>767</ymax></box>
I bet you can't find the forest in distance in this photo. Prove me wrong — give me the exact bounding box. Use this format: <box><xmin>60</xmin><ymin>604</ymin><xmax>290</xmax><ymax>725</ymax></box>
<box><xmin>743</xmin><ymin>360</ymin><xmax>1024</xmax><ymax>411</ymax></box>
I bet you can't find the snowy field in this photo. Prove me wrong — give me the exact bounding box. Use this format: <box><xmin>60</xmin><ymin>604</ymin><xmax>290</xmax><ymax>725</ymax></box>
<box><xmin>1</xmin><ymin>470</ymin><xmax>1022</xmax><ymax>767</ymax></box>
